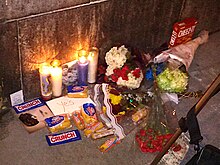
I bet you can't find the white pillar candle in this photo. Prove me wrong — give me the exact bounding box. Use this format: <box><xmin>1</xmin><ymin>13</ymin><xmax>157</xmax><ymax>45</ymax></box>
<box><xmin>87</xmin><ymin>47</ymin><xmax>99</xmax><ymax>83</ymax></box>
<box><xmin>39</xmin><ymin>63</ymin><xmax>52</xmax><ymax>100</ymax></box>
<box><xmin>50</xmin><ymin>66</ymin><xmax>62</xmax><ymax>97</ymax></box>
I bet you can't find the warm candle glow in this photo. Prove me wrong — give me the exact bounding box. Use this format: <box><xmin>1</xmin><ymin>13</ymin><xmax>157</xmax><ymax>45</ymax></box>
<box><xmin>50</xmin><ymin>65</ymin><xmax>62</xmax><ymax>97</ymax></box>
<box><xmin>39</xmin><ymin>63</ymin><xmax>52</xmax><ymax>100</ymax></box>
<box><xmin>79</xmin><ymin>56</ymin><xmax>87</xmax><ymax>64</ymax></box>
<box><xmin>51</xmin><ymin>59</ymin><xmax>61</xmax><ymax>67</ymax></box>
<box><xmin>39</xmin><ymin>63</ymin><xmax>51</xmax><ymax>75</ymax></box>
<box><xmin>87</xmin><ymin>53</ymin><xmax>94</xmax><ymax>62</ymax></box>
<box><xmin>78</xmin><ymin>49</ymin><xmax>88</xmax><ymax>58</ymax></box>
<box><xmin>87</xmin><ymin>47</ymin><xmax>99</xmax><ymax>83</ymax></box>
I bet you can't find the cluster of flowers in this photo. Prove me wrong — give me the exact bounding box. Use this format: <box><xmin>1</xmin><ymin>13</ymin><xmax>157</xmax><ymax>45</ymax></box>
<box><xmin>135</xmin><ymin>128</ymin><xmax>182</xmax><ymax>153</ymax></box>
<box><xmin>105</xmin><ymin>45</ymin><xmax>143</xmax><ymax>89</ymax></box>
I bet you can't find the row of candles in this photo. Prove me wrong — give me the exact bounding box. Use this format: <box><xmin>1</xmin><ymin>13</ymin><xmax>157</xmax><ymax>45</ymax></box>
<box><xmin>39</xmin><ymin>47</ymin><xmax>99</xmax><ymax>100</ymax></box>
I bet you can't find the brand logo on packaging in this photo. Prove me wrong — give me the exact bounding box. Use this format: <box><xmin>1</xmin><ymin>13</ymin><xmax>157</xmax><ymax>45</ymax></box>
<box><xmin>49</xmin><ymin>131</ymin><xmax>76</xmax><ymax>143</ymax></box>
<box><xmin>13</xmin><ymin>98</ymin><xmax>44</xmax><ymax>113</ymax></box>
<box><xmin>46</xmin><ymin>130</ymin><xmax>81</xmax><ymax>146</ymax></box>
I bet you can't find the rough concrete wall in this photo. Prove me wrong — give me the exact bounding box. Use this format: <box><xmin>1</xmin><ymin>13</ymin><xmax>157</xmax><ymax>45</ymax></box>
<box><xmin>180</xmin><ymin>0</ymin><xmax>220</xmax><ymax>33</ymax></box>
<box><xmin>0</xmin><ymin>22</ymin><xmax>21</xmax><ymax>96</ymax></box>
<box><xmin>0</xmin><ymin>1</ymin><xmax>6</xmax><ymax>21</ymax></box>
<box><xmin>0</xmin><ymin>0</ymin><xmax>220</xmax><ymax>100</ymax></box>
<box><xmin>4</xmin><ymin>0</ymin><xmax>89</xmax><ymax>20</ymax></box>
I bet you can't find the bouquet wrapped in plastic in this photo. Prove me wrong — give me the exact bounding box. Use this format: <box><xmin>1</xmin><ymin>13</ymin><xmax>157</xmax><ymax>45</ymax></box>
<box><xmin>153</xmin><ymin>30</ymin><xmax>209</xmax><ymax>94</ymax></box>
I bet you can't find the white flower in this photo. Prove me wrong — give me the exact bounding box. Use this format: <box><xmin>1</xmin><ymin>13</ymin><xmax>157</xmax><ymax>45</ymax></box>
<box><xmin>116</xmin><ymin>71</ymin><xmax>143</xmax><ymax>89</ymax></box>
<box><xmin>105</xmin><ymin>66</ymin><xmax>115</xmax><ymax>76</ymax></box>
<box><xmin>105</xmin><ymin>45</ymin><xmax>128</xmax><ymax>69</ymax></box>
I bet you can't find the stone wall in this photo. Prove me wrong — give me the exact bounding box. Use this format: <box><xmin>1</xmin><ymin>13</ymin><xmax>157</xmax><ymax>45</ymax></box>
<box><xmin>0</xmin><ymin>0</ymin><xmax>220</xmax><ymax>100</ymax></box>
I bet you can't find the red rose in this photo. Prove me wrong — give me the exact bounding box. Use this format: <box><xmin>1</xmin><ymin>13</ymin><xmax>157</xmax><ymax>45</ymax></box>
<box><xmin>122</xmin><ymin>65</ymin><xmax>130</xmax><ymax>72</ymax></box>
<box><xmin>121</xmin><ymin>74</ymin><xmax>129</xmax><ymax>81</ymax></box>
<box><xmin>140</xmin><ymin>146</ymin><xmax>149</xmax><ymax>153</ymax></box>
<box><xmin>132</xmin><ymin>68</ymin><xmax>141</xmax><ymax>78</ymax></box>
<box><xmin>113</xmin><ymin>68</ymin><xmax>121</xmax><ymax>77</ymax></box>
<box><xmin>140</xmin><ymin>129</ymin><xmax>146</xmax><ymax>137</ymax></box>
<box><xmin>164</xmin><ymin>133</ymin><xmax>173</xmax><ymax>140</ymax></box>
<box><xmin>111</xmin><ymin>74</ymin><xmax>119</xmax><ymax>82</ymax></box>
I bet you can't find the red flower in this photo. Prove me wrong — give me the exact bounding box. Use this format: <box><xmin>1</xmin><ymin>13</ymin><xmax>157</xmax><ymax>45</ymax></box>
<box><xmin>121</xmin><ymin>74</ymin><xmax>129</xmax><ymax>80</ymax></box>
<box><xmin>121</xmin><ymin>65</ymin><xmax>130</xmax><ymax>73</ymax></box>
<box><xmin>132</xmin><ymin>68</ymin><xmax>141</xmax><ymax>78</ymax></box>
<box><xmin>164</xmin><ymin>133</ymin><xmax>173</xmax><ymax>140</ymax></box>
<box><xmin>111</xmin><ymin>74</ymin><xmax>119</xmax><ymax>82</ymax></box>
<box><xmin>113</xmin><ymin>68</ymin><xmax>121</xmax><ymax>77</ymax></box>
<box><xmin>140</xmin><ymin>129</ymin><xmax>146</xmax><ymax>137</ymax></box>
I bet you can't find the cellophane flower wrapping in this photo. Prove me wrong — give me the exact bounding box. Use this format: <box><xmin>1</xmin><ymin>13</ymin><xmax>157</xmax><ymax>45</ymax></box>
<box><xmin>135</xmin><ymin>67</ymin><xmax>189</xmax><ymax>163</ymax></box>
<box><xmin>105</xmin><ymin>45</ymin><xmax>144</xmax><ymax>89</ymax></box>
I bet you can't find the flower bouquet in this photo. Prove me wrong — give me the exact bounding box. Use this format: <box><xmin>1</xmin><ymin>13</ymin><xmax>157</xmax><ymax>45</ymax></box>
<box><xmin>152</xmin><ymin>30</ymin><xmax>209</xmax><ymax>94</ymax></box>
<box><xmin>105</xmin><ymin>45</ymin><xmax>144</xmax><ymax>89</ymax></box>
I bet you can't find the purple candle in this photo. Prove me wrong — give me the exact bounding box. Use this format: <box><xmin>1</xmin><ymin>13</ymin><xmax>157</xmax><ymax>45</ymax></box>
<box><xmin>77</xmin><ymin>56</ymin><xmax>89</xmax><ymax>86</ymax></box>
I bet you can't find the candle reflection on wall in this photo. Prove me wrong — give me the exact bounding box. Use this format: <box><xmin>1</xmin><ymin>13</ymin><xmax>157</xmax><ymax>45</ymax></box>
<box><xmin>77</xmin><ymin>50</ymin><xmax>89</xmax><ymax>86</ymax></box>
<box><xmin>87</xmin><ymin>47</ymin><xmax>99</xmax><ymax>83</ymax></box>
<box><xmin>50</xmin><ymin>60</ymin><xmax>63</xmax><ymax>97</ymax></box>
<box><xmin>39</xmin><ymin>63</ymin><xmax>52</xmax><ymax>100</ymax></box>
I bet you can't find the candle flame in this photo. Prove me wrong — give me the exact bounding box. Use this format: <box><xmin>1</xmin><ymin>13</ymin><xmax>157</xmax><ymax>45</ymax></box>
<box><xmin>51</xmin><ymin>59</ymin><xmax>61</xmax><ymax>67</ymax></box>
<box><xmin>79</xmin><ymin>56</ymin><xmax>87</xmax><ymax>63</ymax></box>
<box><xmin>39</xmin><ymin>63</ymin><xmax>51</xmax><ymax>74</ymax></box>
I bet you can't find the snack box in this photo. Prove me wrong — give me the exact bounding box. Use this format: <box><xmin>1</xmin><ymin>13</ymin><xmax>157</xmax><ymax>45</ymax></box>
<box><xmin>169</xmin><ymin>17</ymin><xmax>198</xmax><ymax>47</ymax></box>
<box><xmin>12</xmin><ymin>98</ymin><xmax>54</xmax><ymax>133</ymax></box>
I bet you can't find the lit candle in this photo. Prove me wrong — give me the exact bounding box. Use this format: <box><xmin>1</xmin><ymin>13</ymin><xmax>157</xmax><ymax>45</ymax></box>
<box><xmin>88</xmin><ymin>47</ymin><xmax>99</xmax><ymax>83</ymax></box>
<box><xmin>39</xmin><ymin>63</ymin><xmax>52</xmax><ymax>100</ymax></box>
<box><xmin>50</xmin><ymin>60</ymin><xmax>63</xmax><ymax>97</ymax></box>
<box><xmin>77</xmin><ymin>55</ymin><xmax>89</xmax><ymax>86</ymax></box>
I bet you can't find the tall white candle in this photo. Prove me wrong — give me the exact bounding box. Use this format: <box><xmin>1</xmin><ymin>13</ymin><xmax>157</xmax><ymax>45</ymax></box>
<box><xmin>50</xmin><ymin>63</ymin><xmax>62</xmax><ymax>97</ymax></box>
<box><xmin>88</xmin><ymin>47</ymin><xmax>99</xmax><ymax>83</ymax></box>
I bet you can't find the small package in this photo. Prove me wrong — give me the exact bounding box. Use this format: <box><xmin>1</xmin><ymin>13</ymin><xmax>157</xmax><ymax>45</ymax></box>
<box><xmin>45</xmin><ymin>114</ymin><xmax>72</xmax><ymax>133</ymax></box>
<box><xmin>132</xmin><ymin>107</ymin><xmax>149</xmax><ymax>123</ymax></box>
<box><xmin>46</xmin><ymin>129</ymin><xmax>81</xmax><ymax>146</ymax></box>
<box><xmin>81</xmin><ymin>103</ymin><xmax>98</xmax><ymax>126</ymax></box>
<box><xmin>169</xmin><ymin>17</ymin><xmax>197</xmax><ymax>47</ymax></box>
<box><xmin>72</xmin><ymin>110</ymin><xmax>85</xmax><ymax>130</ymax></box>
<box><xmin>91</xmin><ymin>128</ymin><xmax>114</xmax><ymax>140</ymax></box>
<box><xmin>99</xmin><ymin>136</ymin><xmax>121</xmax><ymax>153</ymax></box>
<box><xmin>84</xmin><ymin>121</ymin><xmax>104</xmax><ymax>137</ymax></box>
<box><xmin>67</xmin><ymin>85</ymin><xmax>88</xmax><ymax>98</ymax></box>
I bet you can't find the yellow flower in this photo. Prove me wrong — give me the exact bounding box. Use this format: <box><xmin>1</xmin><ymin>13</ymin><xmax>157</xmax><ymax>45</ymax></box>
<box><xmin>109</xmin><ymin>93</ymin><xmax>122</xmax><ymax>105</ymax></box>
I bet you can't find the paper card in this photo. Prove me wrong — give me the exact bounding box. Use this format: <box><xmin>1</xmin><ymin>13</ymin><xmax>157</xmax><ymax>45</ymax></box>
<box><xmin>46</xmin><ymin>96</ymin><xmax>95</xmax><ymax>116</ymax></box>
<box><xmin>10</xmin><ymin>90</ymin><xmax>24</xmax><ymax>106</ymax></box>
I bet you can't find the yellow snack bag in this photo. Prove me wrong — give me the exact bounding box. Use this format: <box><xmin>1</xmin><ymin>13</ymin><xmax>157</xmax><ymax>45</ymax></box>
<box><xmin>45</xmin><ymin>114</ymin><xmax>72</xmax><ymax>133</ymax></box>
<box><xmin>67</xmin><ymin>85</ymin><xmax>88</xmax><ymax>98</ymax></box>
<box><xmin>81</xmin><ymin>103</ymin><xmax>98</xmax><ymax>126</ymax></box>
<box><xmin>72</xmin><ymin>110</ymin><xmax>85</xmax><ymax>130</ymax></box>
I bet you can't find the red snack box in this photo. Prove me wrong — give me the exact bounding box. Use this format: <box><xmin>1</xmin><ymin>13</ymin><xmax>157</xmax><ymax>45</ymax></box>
<box><xmin>169</xmin><ymin>18</ymin><xmax>198</xmax><ymax>47</ymax></box>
